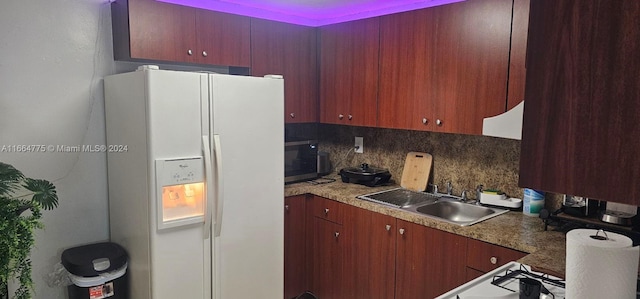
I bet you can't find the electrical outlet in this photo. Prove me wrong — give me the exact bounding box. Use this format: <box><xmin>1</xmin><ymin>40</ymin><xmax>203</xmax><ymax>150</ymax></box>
<box><xmin>355</xmin><ymin>137</ymin><xmax>364</xmax><ymax>153</ymax></box>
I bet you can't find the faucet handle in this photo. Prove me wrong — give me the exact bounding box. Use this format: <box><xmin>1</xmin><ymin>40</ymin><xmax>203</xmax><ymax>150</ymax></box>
<box><xmin>428</xmin><ymin>183</ymin><xmax>438</xmax><ymax>194</ymax></box>
<box><xmin>475</xmin><ymin>185</ymin><xmax>484</xmax><ymax>205</ymax></box>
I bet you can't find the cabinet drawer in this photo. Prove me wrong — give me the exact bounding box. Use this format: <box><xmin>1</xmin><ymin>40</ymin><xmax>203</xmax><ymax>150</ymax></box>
<box><xmin>312</xmin><ymin>196</ymin><xmax>344</xmax><ymax>224</ymax></box>
<box><xmin>466</xmin><ymin>238</ymin><xmax>527</xmax><ymax>272</ymax></box>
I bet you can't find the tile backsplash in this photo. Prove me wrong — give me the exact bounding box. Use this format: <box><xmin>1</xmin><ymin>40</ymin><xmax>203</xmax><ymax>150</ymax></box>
<box><xmin>288</xmin><ymin>123</ymin><xmax>525</xmax><ymax>199</ymax></box>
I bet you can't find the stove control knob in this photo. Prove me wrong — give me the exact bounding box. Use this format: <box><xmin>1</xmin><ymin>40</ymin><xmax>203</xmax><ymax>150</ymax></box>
<box><xmin>490</xmin><ymin>256</ymin><xmax>497</xmax><ymax>265</ymax></box>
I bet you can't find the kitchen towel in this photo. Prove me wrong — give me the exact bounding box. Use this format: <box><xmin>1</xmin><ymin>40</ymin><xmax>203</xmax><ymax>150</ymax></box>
<box><xmin>565</xmin><ymin>228</ymin><xmax>639</xmax><ymax>299</ymax></box>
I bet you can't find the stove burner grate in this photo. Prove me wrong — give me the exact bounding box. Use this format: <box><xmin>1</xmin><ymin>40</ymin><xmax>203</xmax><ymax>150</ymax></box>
<box><xmin>491</xmin><ymin>264</ymin><xmax>565</xmax><ymax>298</ymax></box>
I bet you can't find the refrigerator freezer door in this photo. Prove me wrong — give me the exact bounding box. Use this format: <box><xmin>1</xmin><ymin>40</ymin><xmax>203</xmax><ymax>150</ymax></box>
<box><xmin>106</xmin><ymin>69</ymin><xmax>209</xmax><ymax>299</ymax></box>
<box><xmin>209</xmin><ymin>74</ymin><xmax>284</xmax><ymax>299</ymax></box>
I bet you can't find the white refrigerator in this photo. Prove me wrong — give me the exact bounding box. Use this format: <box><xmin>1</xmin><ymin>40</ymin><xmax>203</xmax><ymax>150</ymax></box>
<box><xmin>104</xmin><ymin>66</ymin><xmax>284</xmax><ymax>299</ymax></box>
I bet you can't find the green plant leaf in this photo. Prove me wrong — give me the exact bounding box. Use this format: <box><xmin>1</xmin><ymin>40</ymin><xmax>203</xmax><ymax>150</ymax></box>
<box><xmin>23</xmin><ymin>179</ymin><xmax>58</xmax><ymax>210</ymax></box>
<box><xmin>0</xmin><ymin>162</ymin><xmax>24</xmax><ymax>196</ymax></box>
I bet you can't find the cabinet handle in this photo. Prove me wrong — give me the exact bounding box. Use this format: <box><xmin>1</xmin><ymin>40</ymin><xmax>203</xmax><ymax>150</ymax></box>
<box><xmin>385</xmin><ymin>224</ymin><xmax>391</xmax><ymax>231</ymax></box>
<box><xmin>324</xmin><ymin>208</ymin><xmax>329</xmax><ymax>215</ymax></box>
<box><xmin>422</xmin><ymin>118</ymin><xmax>428</xmax><ymax>125</ymax></box>
<box><xmin>187</xmin><ymin>49</ymin><xmax>193</xmax><ymax>56</ymax></box>
<box><xmin>436</xmin><ymin>119</ymin><xmax>443</xmax><ymax>126</ymax></box>
<box><xmin>399</xmin><ymin>228</ymin><xmax>405</xmax><ymax>235</ymax></box>
<box><xmin>202</xmin><ymin>51</ymin><xmax>208</xmax><ymax>57</ymax></box>
<box><xmin>290</xmin><ymin>113</ymin><xmax>295</xmax><ymax>118</ymax></box>
<box><xmin>285</xmin><ymin>205</ymin><xmax>289</xmax><ymax>211</ymax></box>
<box><xmin>334</xmin><ymin>232</ymin><xmax>340</xmax><ymax>238</ymax></box>
<box><xmin>338</xmin><ymin>114</ymin><xmax>344</xmax><ymax>120</ymax></box>
<box><xmin>490</xmin><ymin>256</ymin><xmax>497</xmax><ymax>265</ymax></box>
<box><xmin>348</xmin><ymin>114</ymin><xmax>353</xmax><ymax>120</ymax></box>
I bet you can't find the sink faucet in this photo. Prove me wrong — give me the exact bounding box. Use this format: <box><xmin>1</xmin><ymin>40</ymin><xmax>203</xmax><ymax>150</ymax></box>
<box><xmin>461</xmin><ymin>190</ymin><xmax>468</xmax><ymax>202</ymax></box>
<box><xmin>446</xmin><ymin>181</ymin><xmax>453</xmax><ymax>195</ymax></box>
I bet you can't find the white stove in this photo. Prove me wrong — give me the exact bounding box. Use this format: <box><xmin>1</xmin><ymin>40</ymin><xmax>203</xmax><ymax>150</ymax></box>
<box><xmin>437</xmin><ymin>262</ymin><xmax>565</xmax><ymax>299</ymax></box>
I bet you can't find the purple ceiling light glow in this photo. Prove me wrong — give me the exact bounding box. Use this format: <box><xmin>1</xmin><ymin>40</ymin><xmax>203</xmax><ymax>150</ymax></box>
<box><xmin>156</xmin><ymin>0</ymin><xmax>466</xmax><ymax>26</ymax></box>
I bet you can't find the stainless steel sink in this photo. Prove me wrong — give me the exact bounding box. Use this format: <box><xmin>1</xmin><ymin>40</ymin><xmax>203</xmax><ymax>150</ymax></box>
<box><xmin>357</xmin><ymin>188</ymin><xmax>439</xmax><ymax>208</ymax></box>
<box><xmin>358</xmin><ymin>189</ymin><xmax>508</xmax><ymax>226</ymax></box>
<box><xmin>407</xmin><ymin>199</ymin><xmax>508</xmax><ymax>226</ymax></box>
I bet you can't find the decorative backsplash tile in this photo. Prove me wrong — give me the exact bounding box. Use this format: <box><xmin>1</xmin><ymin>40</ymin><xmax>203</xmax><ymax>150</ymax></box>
<box><xmin>286</xmin><ymin>123</ymin><xmax>562</xmax><ymax>208</ymax></box>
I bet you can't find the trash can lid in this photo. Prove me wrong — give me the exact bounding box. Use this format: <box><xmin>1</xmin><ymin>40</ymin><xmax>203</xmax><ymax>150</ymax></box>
<box><xmin>61</xmin><ymin>242</ymin><xmax>128</xmax><ymax>277</ymax></box>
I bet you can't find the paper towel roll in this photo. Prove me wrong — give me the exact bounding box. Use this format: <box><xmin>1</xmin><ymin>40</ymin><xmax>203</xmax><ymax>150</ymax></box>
<box><xmin>565</xmin><ymin>229</ymin><xmax>639</xmax><ymax>299</ymax></box>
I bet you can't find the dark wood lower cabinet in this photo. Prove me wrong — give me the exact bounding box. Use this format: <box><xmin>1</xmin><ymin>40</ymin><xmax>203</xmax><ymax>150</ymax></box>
<box><xmin>466</xmin><ymin>238</ymin><xmax>527</xmax><ymax>276</ymax></box>
<box><xmin>465</xmin><ymin>267</ymin><xmax>486</xmax><ymax>281</ymax></box>
<box><xmin>312</xmin><ymin>217</ymin><xmax>344</xmax><ymax>299</ymax></box>
<box><xmin>344</xmin><ymin>207</ymin><xmax>396</xmax><ymax>299</ymax></box>
<box><xmin>286</xmin><ymin>196</ymin><xmax>527</xmax><ymax>299</ymax></box>
<box><xmin>284</xmin><ymin>195</ymin><xmax>309</xmax><ymax>298</ymax></box>
<box><xmin>395</xmin><ymin>220</ymin><xmax>468</xmax><ymax>299</ymax></box>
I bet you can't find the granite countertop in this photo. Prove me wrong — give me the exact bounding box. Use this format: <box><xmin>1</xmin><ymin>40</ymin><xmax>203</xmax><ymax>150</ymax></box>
<box><xmin>285</xmin><ymin>176</ymin><xmax>567</xmax><ymax>278</ymax></box>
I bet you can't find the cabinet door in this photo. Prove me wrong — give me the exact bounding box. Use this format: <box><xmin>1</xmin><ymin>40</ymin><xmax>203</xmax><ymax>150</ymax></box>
<box><xmin>506</xmin><ymin>0</ymin><xmax>530</xmax><ymax>110</ymax></box>
<box><xmin>466</xmin><ymin>238</ymin><xmax>527</xmax><ymax>273</ymax></box>
<box><xmin>378</xmin><ymin>8</ymin><xmax>438</xmax><ymax>131</ymax></box>
<box><xmin>395</xmin><ymin>220</ymin><xmax>467</xmax><ymax>299</ymax></box>
<box><xmin>344</xmin><ymin>207</ymin><xmax>396</xmax><ymax>299</ymax></box>
<box><xmin>284</xmin><ymin>195</ymin><xmax>308</xmax><ymax>298</ymax></box>
<box><xmin>112</xmin><ymin>0</ymin><xmax>197</xmax><ymax>63</ymax></box>
<box><xmin>195</xmin><ymin>10</ymin><xmax>250</xmax><ymax>67</ymax></box>
<box><xmin>251</xmin><ymin>19</ymin><xmax>318</xmax><ymax>123</ymax></box>
<box><xmin>432</xmin><ymin>0</ymin><xmax>512</xmax><ymax>134</ymax></box>
<box><xmin>312</xmin><ymin>195</ymin><xmax>344</xmax><ymax>224</ymax></box>
<box><xmin>319</xmin><ymin>17</ymin><xmax>379</xmax><ymax>127</ymax></box>
<box><xmin>520</xmin><ymin>0</ymin><xmax>640</xmax><ymax>205</ymax></box>
<box><xmin>312</xmin><ymin>218</ymin><xmax>344</xmax><ymax>299</ymax></box>
<box><xmin>112</xmin><ymin>0</ymin><xmax>250</xmax><ymax>67</ymax></box>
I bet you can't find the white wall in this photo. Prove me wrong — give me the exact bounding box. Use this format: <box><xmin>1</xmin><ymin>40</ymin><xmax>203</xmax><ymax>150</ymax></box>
<box><xmin>0</xmin><ymin>1</ymin><xmax>230</xmax><ymax>298</ymax></box>
<box><xmin>0</xmin><ymin>0</ymin><xmax>114</xmax><ymax>298</ymax></box>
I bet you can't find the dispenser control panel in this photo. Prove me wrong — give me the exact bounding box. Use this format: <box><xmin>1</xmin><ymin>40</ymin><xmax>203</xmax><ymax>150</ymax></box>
<box><xmin>160</xmin><ymin>158</ymin><xmax>204</xmax><ymax>185</ymax></box>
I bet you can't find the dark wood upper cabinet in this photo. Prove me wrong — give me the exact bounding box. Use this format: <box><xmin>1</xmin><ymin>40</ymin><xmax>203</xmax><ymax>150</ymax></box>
<box><xmin>194</xmin><ymin>9</ymin><xmax>250</xmax><ymax>67</ymax></box>
<box><xmin>111</xmin><ymin>0</ymin><xmax>250</xmax><ymax>67</ymax></box>
<box><xmin>250</xmin><ymin>19</ymin><xmax>318</xmax><ymax>124</ymax></box>
<box><xmin>378</xmin><ymin>8</ymin><xmax>438</xmax><ymax>131</ymax></box>
<box><xmin>319</xmin><ymin>17</ymin><xmax>380</xmax><ymax>127</ymax></box>
<box><xmin>432</xmin><ymin>0</ymin><xmax>512</xmax><ymax>134</ymax></box>
<box><xmin>506</xmin><ymin>0</ymin><xmax>530</xmax><ymax>111</ymax></box>
<box><xmin>378</xmin><ymin>0</ymin><xmax>512</xmax><ymax>134</ymax></box>
<box><xmin>519</xmin><ymin>0</ymin><xmax>640</xmax><ymax>205</ymax></box>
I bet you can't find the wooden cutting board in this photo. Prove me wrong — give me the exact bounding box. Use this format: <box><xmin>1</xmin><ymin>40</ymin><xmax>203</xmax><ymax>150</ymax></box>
<box><xmin>400</xmin><ymin>152</ymin><xmax>433</xmax><ymax>192</ymax></box>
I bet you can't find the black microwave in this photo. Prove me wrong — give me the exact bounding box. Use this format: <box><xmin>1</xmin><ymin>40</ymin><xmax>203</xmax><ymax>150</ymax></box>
<box><xmin>285</xmin><ymin>139</ymin><xmax>318</xmax><ymax>183</ymax></box>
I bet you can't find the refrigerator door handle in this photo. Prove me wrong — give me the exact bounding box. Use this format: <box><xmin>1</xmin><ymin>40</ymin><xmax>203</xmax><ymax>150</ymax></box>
<box><xmin>213</xmin><ymin>134</ymin><xmax>224</xmax><ymax>237</ymax></box>
<box><xmin>202</xmin><ymin>135</ymin><xmax>214</xmax><ymax>239</ymax></box>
